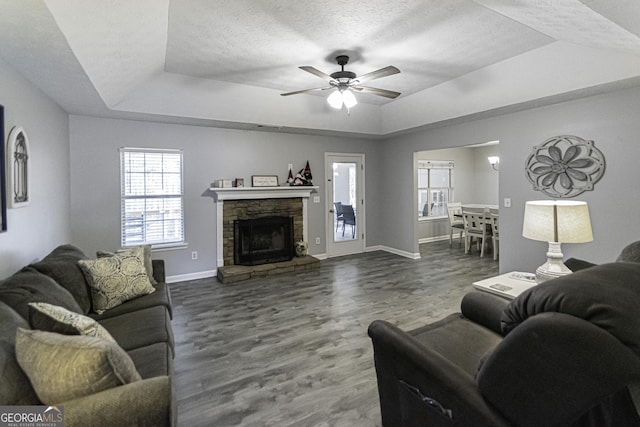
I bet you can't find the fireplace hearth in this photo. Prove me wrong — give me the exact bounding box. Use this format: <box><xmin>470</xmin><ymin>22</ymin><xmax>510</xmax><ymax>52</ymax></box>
<box><xmin>234</xmin><ymin>216</ymin><xmax>294</xmax><ymax>266</ymax></box>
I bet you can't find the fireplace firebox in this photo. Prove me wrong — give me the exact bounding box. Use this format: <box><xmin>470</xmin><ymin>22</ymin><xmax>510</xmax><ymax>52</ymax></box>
<box><xmin>234</xmin><ymin>216</ymin><xmax>294</xmax><ymax>266</ymax></box>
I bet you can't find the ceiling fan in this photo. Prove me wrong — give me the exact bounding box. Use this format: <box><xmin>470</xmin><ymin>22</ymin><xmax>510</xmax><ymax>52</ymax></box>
<box><xmin>281</xmin><ymin>55</ymin><xmax>401</xmax><ymax>109</ymax></box>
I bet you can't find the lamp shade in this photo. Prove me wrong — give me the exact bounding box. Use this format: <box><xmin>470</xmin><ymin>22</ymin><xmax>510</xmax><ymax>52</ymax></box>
<box><xmin>522</xmin><ymin>200</ymin><xmax>593</xmax><ymax>243</ymax></box>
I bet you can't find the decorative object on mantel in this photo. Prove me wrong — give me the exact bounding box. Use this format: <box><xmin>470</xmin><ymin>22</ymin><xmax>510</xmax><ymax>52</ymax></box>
<box><xmin>212</xmin><ymin>179</ymin><xmax>233</xmax><ymax>188</ymax></box>
<box><xmin>0</xmin><ymin>105</ymin><xmax>6</xmax><ymax>232</ymax></box>
<box><xmin>7</xmin><ymin>125</ymin><xmax>30</xmax><ymax>208</ymax></box>
<box><xmin>295</xmin><ymin>240</ymin><xmax>308</xmax><ymax>257</ymax></box>
<box><xmin>234</xmin><ymin>178</ymin><xmax>244</xmax><ymax>188</ymax></box>
<box><xmin>292</xmin><ymin>161</ymin><xmax>313</xmax><ymax>186</ymax></box>
<box><xmin>286</xmin><ymin>166</ymin><xmax>294</xmax><ymax>185</ymax></box>
<box><xmin>251</xmin><ymin>175</ymin><xmax>279</xmax><ymax>187</ymax></box>
<box><xmin>525</xmin><ymin>135</ymin><xmax>605</xmax><ymax>198</ymax></box>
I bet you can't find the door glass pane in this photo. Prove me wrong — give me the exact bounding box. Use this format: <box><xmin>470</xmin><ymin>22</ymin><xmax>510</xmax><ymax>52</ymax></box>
<box><xmin>333</xmin><ymin>162</ymin><xmax>357</xmax><ymax>242</ymax></box>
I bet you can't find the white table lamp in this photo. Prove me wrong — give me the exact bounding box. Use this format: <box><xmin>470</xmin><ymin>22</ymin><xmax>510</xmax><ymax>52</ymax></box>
<box><xmin>522</xmin><ymin>200</ymin><xmax>593</xmax><ymax>283</ymax></box>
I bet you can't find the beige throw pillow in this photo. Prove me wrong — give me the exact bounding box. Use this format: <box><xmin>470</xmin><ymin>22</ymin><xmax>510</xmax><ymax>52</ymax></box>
<box><xmin>79</xmin><ymin>248</ymin><xmax>156</xmax><ymax>314</ymax></box>
<box><xmin>15</xmin><ymin>328</ymin><xmax>141</xmax><ymax>404</ymax></box>
<box><xmin>28</xmin><ymin>302</ymin><xmax>115</xmax><ymax>341</ymax></box>
<box><xmin>97</xmin><ymin>245</ymin><xmax>157</xmax><ymax>285</ymax></box>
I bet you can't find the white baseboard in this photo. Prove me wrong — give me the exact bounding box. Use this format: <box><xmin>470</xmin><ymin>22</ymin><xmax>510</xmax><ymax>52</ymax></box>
<box><xmin>367</xmin><ymin>245</ymin><xmax>421</xmax><ymax>260</ymax></box>
<box><xmin>418</xmin><ymin>235</ymin><xmax>452</xmax><ymax>244</ymax></box>
<box><xmin>167</xmin><ymin>269</ymin><xmax>217</xmax><ymax>284</ymax></box>
<box><xmin>167</xmin><ymin>239</ymin><xmax>454</xmax><ymax>281</ymax></box>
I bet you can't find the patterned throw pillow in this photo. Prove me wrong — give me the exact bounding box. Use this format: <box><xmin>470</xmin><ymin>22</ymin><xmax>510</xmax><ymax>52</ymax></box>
<box><xmin>78</xmin><ymin>249</ymin><xmax>156</xmax><ymax>314</ymax></box>
<box><xmin>28</xmin><ymin>302</ymin><xmax>115</xmax><ymax>341</ymax></box>
<box><xmin>97</xmin><ymin>245</ymin><xmax>157</xmax><ymax>285</ymax></box>
<box><xmin>15</xmin><ymin>328</ymin><xmax>141</xmax><ymax>404</ymax></box>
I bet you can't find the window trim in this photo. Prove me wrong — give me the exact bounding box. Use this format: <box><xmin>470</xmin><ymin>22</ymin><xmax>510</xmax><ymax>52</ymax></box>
<box><xmin>119</xmin><ymin>147</ymin><xmax>185</xmax><ymax>248</ymax></box>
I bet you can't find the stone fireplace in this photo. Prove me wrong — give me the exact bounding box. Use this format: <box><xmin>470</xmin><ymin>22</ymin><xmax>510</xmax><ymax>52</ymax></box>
<box><xmin>208</xmin><ymin>186</ymin><xmax>320</xmax><ymax>283</ymax></box>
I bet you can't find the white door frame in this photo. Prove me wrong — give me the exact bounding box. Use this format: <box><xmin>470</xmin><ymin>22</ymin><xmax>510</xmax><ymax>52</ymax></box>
<box><xmin>325</xmin><ymin>152</ymin><xmax>365</xmax><ymax>257</ymax></box>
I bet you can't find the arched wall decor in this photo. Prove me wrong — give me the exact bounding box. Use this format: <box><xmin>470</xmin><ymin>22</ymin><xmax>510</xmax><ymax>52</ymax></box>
<box><xmin>525</xmin><ymin>135</ymin><xmax>605</xmax><ymax>198</ymax></box>
<box><xmin>7</xmin><ymin>126</ymin><xmax>30</xmax><ymax>208</ymax></box>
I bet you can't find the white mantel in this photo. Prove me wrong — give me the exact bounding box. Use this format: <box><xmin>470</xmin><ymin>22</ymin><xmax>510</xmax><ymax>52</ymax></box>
<box><xmin>208</xmin><ymin>185</ymin><xmax>318</xmax><ymax>201</ymax></box>
<box><xmin>208</xmin><ymin>186</ymin><xmax>318</xmax><ymax>267</ymax></box>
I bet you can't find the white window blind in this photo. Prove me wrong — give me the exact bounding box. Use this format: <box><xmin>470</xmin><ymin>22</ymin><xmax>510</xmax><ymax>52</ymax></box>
<box><xmin>120</xmin><ymin>148</ymin><xmax>184</xmax><ymax>247</ymax></box>
<box><xmin>417</xmin><ymin>160</ymin><xmax>454</xmax><ymax>219</ymax></box>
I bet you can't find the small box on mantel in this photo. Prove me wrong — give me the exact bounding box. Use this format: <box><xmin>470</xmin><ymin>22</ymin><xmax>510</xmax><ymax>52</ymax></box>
<box><xmin>212</xmin><ymin>179</ymin><xmax>233</xmax><ymax>188</ymax></box>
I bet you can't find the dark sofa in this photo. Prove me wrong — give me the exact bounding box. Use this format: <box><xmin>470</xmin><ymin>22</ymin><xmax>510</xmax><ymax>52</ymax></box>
<box><xmin>0</xmin><ymin>244</ymin><xmax>175</xmax><ymax>426</ymax></box>
<box><xmin>369</xmin><ymin>261</ymin><xmax>640</xmax><ymax>426</ymax></box>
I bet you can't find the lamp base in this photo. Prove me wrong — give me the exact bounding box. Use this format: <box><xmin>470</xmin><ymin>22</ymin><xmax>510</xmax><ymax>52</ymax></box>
<box><xmin>535</xmin><ymin>241</ymin><xmax>572</xmax><ymax>284</ymax></box>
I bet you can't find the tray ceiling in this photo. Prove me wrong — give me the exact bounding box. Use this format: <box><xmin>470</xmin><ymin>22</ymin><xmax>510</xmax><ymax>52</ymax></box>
<box><xmin>0</xmin><ymin>0</ymin><xmax>639</xmax><ymax>136</ymax></box>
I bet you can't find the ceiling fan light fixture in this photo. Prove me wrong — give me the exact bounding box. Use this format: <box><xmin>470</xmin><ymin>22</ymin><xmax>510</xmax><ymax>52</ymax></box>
<box><xmin>327</xmin><ymin>90</ymin><xmax>344</xmax><ymax>109</ymax></box>
<box><xmin>342</xmin><ymin>90</ymin><xmax>357</xmax><ymax>109</ymax></box>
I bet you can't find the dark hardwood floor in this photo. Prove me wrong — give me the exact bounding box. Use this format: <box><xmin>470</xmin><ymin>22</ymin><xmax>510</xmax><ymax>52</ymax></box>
<box><xmin>170</xmin><ymin>240</ymin><xmax>498</xmax><ymax>426</ymax></box>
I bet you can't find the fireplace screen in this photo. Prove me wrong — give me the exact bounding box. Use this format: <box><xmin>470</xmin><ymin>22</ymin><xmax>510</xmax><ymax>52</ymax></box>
<box><xmin>234</xmin><ymin>216</ymin><xmax>294</xmax><ymax>266</ymax></box>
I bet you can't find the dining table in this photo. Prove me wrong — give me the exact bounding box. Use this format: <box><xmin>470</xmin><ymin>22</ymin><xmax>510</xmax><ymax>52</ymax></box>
<box><xmin>461</xmin><ymin>204</ymin><xmax>499</xmax><ymax>212</ymax></box>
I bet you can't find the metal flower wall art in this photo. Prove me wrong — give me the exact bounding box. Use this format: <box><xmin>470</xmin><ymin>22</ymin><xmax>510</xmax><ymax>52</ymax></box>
<box><xmin>525</xmin><ymin>135</ymin><xmax>605</xmax><ymax>198</ymax></box>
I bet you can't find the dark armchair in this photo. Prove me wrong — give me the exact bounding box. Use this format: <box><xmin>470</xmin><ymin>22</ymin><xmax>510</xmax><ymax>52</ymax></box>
<box><xmin>368</xmin><ymin>263</ymin><xmax>640</xmax><ymax>427</ymax></box>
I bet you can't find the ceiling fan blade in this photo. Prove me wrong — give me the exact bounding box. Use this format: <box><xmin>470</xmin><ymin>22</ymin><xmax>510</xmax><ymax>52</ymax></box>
<box><xmin>280</xmin><ymin>86</ymin><xmax>332</xmax><ymax>96</ymax></box>
<box><xmin>353</xmin><ymin>66</ymin><xmax>400</xmax><ymax>84</ymax></box>
<box><xmin>299</xmin><ymin>66</ymin><xmax>335</xmax><ymax>82</ymax></box>
<box><xmin>353</xmin><ymin>86</ymin><xmax>401</xmax><ymax>99</ymax></box>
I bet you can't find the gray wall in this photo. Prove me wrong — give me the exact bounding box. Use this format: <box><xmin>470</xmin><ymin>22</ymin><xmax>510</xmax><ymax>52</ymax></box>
<box><xmin>3</xmin><ymin>52</ymin><xmax>638</xmax><ymax>280</ymax></box>
<box><xmin>0</xmin><ymin>57</ymin><xmax>71</xmax><ymax>277</ymax></box>
<box><xmin>381</xmin><ymin>86</ymin><xmax>640</xmax><ymax>272</ymax></box>
<box><xmin>69</xmin><ymin>116</ymin><xmax>382</xmax><ymax>278</ymax></box>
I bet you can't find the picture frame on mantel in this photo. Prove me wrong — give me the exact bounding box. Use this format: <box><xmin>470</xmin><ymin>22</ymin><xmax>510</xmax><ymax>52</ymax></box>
<box><xmin>251</xmin><ymin>175</ymin><xmax>279</xmax><ymax>187</ymax></box>
<box><xmin>0</xmin><ymin>104</ymin><xmax>7</xmax><ymax>232</ymax></box>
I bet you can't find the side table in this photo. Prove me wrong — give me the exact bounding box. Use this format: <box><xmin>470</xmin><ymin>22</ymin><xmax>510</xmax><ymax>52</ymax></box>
<box><xmin>472</xmin><ymin>272</ymin><xmax>537</xmax><ymax>300</ymax></box>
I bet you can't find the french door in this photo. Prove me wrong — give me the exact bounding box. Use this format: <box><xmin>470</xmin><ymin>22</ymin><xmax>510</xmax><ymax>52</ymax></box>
<box><xmin>325</xmin><ymin>153</ymin><xmax>365</xmax><ymax>257</ymax></box>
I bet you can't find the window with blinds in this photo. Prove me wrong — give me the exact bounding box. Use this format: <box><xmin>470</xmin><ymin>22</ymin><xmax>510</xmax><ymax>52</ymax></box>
<box><xmin>417</xmin><ymin>160</ymin><xmax>454</xmax><ymax>219</ymax></box>
<box><xmin>120</xmin><ymin>148</ymin><xmax>184</xmax><ymax>247</ymax></box>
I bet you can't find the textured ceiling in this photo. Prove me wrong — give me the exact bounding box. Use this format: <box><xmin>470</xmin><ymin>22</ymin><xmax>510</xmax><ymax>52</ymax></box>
<box><xmin>0</xmin><ymin>0</ymin><xmax>638</xmax><ymax>136</ymax></box>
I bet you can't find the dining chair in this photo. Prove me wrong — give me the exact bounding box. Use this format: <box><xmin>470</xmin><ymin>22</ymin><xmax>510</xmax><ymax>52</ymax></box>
<box><xmin>446</xmin><ymin>202</ymin><xmax>464</xmax><ymax>247</ymax></box>
<box><xmin>342</xmin><ymin>205</ymin><xmax>356</xmax><ymax>238</ymax></box>
<box><xmin>490</xmin><ymin>212</ymin><xmax>499</xmax><ymax>261</ymax></box>
<box><xmin>462</xmin><ymin>209</ymin><xmax>492</xmax><ymax>257</ymax></box>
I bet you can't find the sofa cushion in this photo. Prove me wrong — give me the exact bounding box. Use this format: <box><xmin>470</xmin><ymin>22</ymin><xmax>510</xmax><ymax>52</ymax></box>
<box><xmin>89</xmin><ymin>281</ymin><xmax>173</xmax><ymax>321</ymax></box>
<box><xmin>0</xmin><ymin>267</ymin><xmax>82</xmax><ymax>320</ymax></box>
<box><xmin>98</xmin><ymin>245</ymin><xmax>157</xmax><ymax>285</ymax></box>
<box><xmin>617</xmin><ymin>241</ymin><xmax>640</xmax><ymax>263</ymax></box>
<box><xmin>15</xmin><ymin>328</ymin><xmax>141</xmax><ymax>404</ymax></box>
<box><xmin>99</xmin><ymin>305</ymin><xmax>174</xmax><ymax>355</ymax></box>
<box><xmin>0</xmin><ymin>301</ymin><xmax>39</xmax><ymax>405</ymax></box>
<box><xmin>79</xmin><ymin>251</ymin><xmax>156</xmax><ymax>314</ymax></box>
<box><xmin>28</xmin><ymin>302</ymin><xmax>115</xmax><ymax>341</ymax></box>
<box><xmin>501</xmin><ymin>262</ymin><xmax>640</xmax><ymax>357</ymax></box>
<box><xmin>29</xmin><ymin>244</ymin><xmax>92</xmax><ymax>314</ymax></box>
<box><xmin>127</xmin><ymin>342</ymin><xmax>173</xmax><ymax>379</ymax></box>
